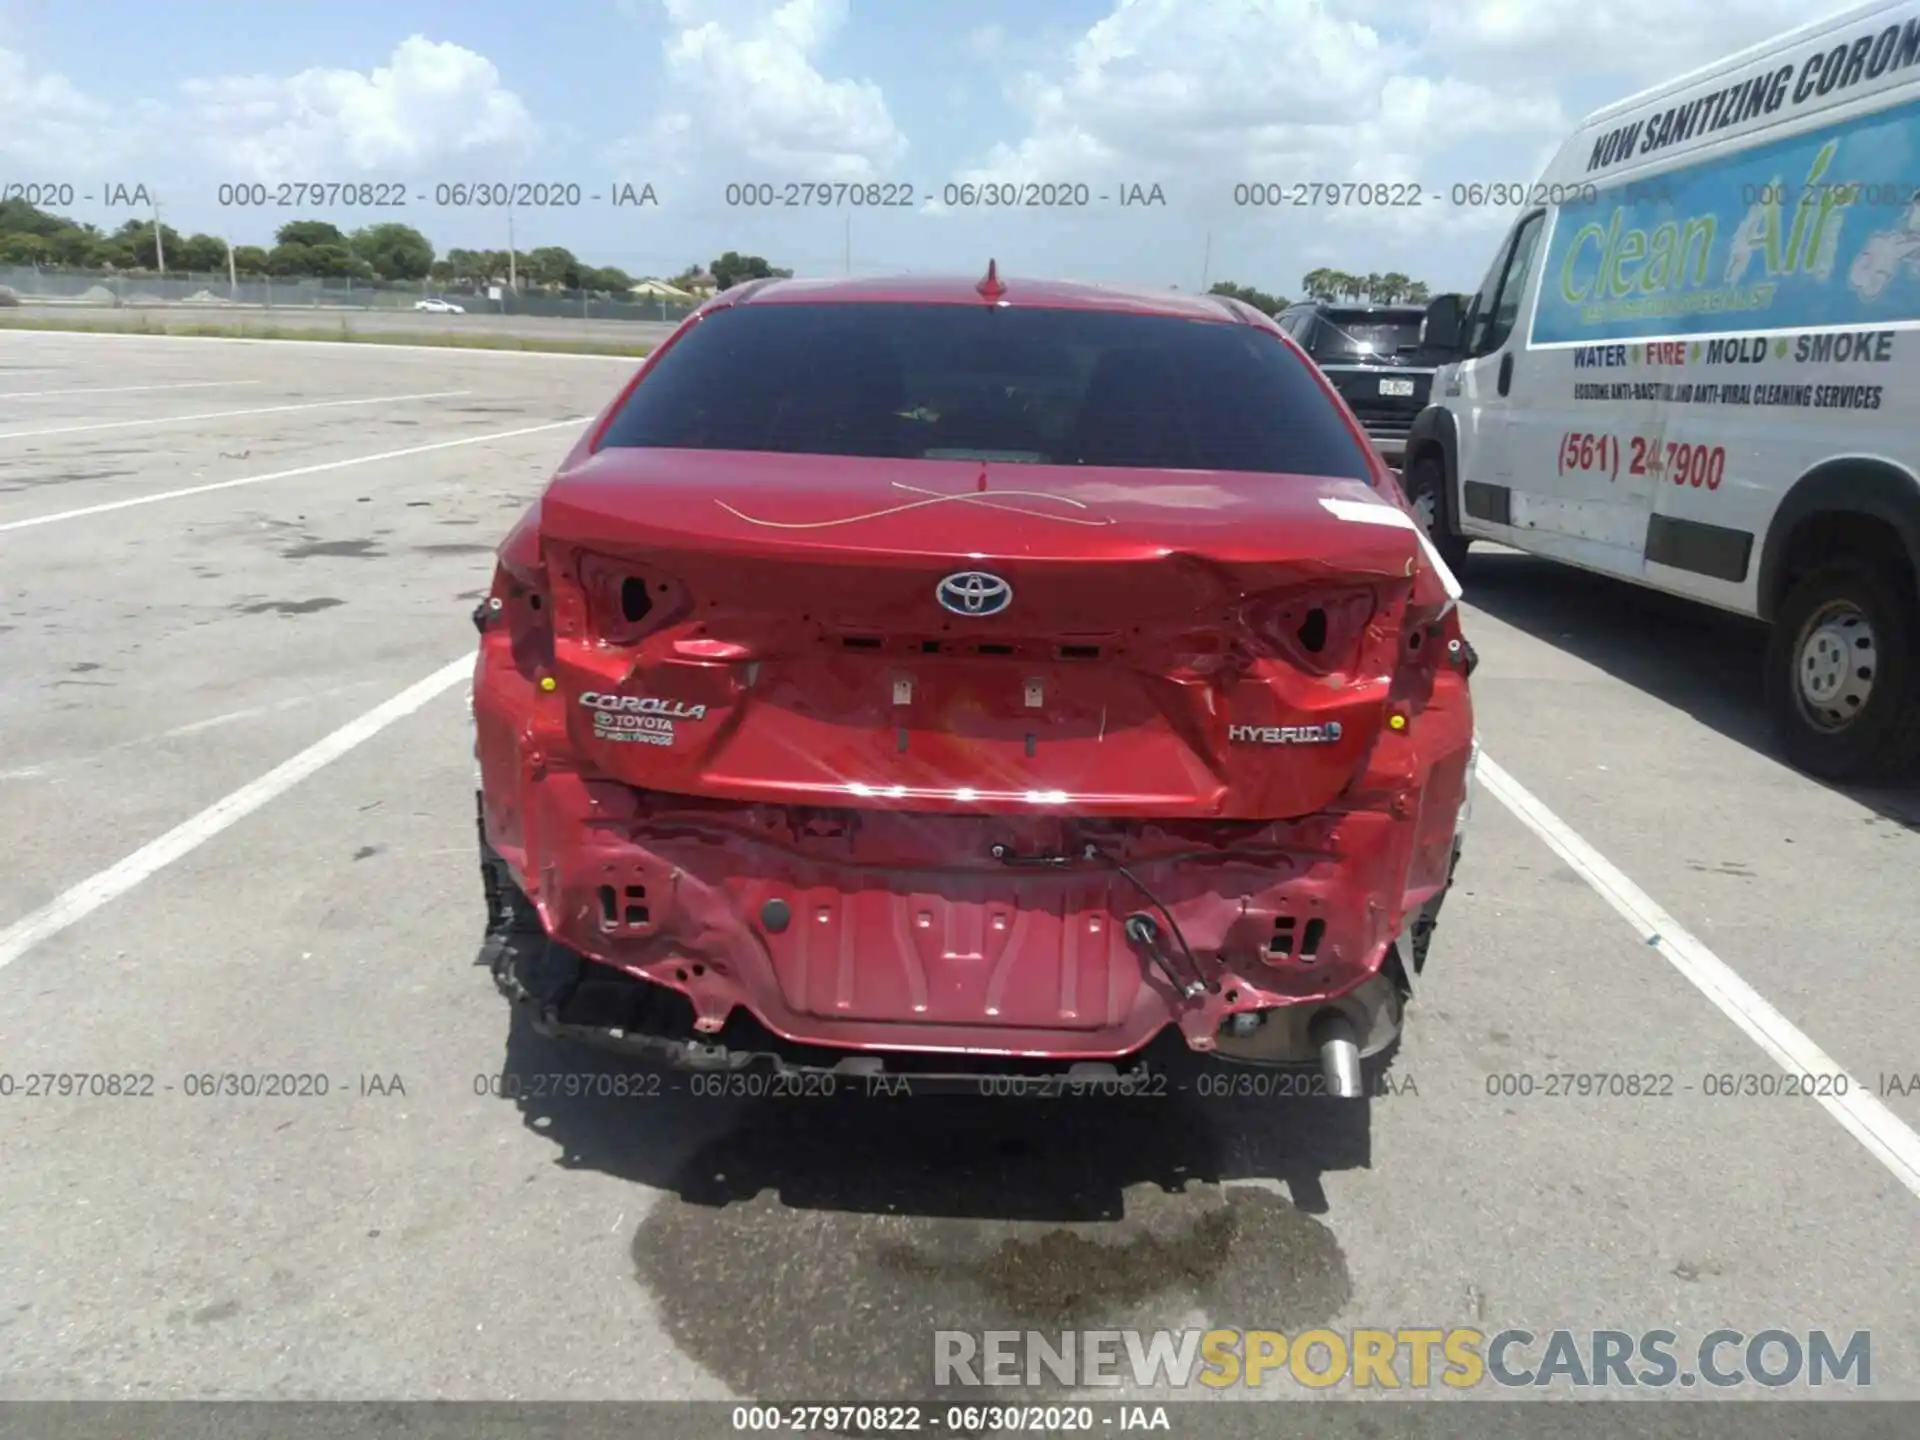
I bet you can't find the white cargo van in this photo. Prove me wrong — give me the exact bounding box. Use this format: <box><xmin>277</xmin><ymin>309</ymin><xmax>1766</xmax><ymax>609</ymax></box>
<box><xmin>1406</xmin><ymin>0</ymin><xmax>1920</xmax><ymax>781</ymax></box>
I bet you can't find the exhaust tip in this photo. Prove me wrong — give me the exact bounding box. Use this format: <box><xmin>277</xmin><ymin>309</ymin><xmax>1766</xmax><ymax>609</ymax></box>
<box><xmin>1310</xmin><ymin>1011</ymin><xmax>1365</xmax><ymax>1099</ymax></box>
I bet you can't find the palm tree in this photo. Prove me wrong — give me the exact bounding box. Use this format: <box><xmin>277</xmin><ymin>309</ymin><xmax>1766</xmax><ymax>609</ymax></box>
<box><xmin>1378</xmin><ymin>271</ymin><xmax>1411</xmax><ymax>304</ymax></box>
<box><xmin>1404</xmin><ymin>280</ymin><xmax>1431</xmax><ymax>304</ymax></box>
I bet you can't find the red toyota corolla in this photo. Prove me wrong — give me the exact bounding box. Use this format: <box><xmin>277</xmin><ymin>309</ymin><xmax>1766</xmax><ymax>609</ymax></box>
<box><xmin>471</xmin><ymin>265</ymin><xmax>1477</xmax><ymax>1097</ymax></box>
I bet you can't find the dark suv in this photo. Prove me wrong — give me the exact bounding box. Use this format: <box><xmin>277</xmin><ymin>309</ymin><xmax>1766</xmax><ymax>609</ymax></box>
<box><xmin>1276</xmin><ymin>302</ymin><xmax>1438</xmax><ymax>468</ymax></box>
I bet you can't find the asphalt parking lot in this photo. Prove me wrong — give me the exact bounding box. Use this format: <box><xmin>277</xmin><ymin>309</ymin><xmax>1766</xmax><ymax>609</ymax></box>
<box><xmin>0</xmin><ymin>330</ymin><xmax>1916</xmax><ymax>1423</ymax></box>
<box><xmin>4</xmin><ymin>302</ymin><xmax>683</xmax><ymax>347</ymax></box>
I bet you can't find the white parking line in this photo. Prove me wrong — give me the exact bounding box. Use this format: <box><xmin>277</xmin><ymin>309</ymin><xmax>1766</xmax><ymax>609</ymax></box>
<box><xmin>0</xmin><ymin>657</ymin><xmax>471</xmax><ymax>972</ymax></box>
<box><xmin>0</xmin><ymin>681</ymin><xmax>387</xmax><ymax>781</ymax></box>
<box><xmin>0</xmin><ymin>415</ymin><xmax>592</xmax><ymax>534</ymax></box>
<box><xmin>0</xmin><ymin>390</ymin><xmax>470</xmax><ymax>442</ymax></box>
<box><xmin>0</xmin><ymin>380</ymin><xmax>264</xmax><ymax>400</ymax></box>
<box><xmin>1478</xmin><ymin>752</ymin><xmax>1920</xmax><ymax>1201</ymax></box>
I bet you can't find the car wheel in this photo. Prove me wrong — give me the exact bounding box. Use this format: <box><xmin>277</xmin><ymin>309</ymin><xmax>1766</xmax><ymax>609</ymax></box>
<box><xmin>1765</xmin><ymin>560</ymin><xmax>1920</xmax><ymax>782</ymax></box>
<box><xmin>1403</xmin><ymin>453</ymin><xmax>1469</xmax><ymax>577</ymax></box>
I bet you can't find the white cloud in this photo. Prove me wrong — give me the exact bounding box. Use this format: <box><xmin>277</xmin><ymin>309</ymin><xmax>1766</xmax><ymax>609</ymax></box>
<box><xmin>937</xmin><ymin>0</ymin><xmax>1843</xmax><ymax>275</ymax></box>
<box><xmin>965</xmin><ymin>25</ymin><xmax>1008</xmax><ymax>63</ymax></box>
<box><xmin>952</xmin><ymin>0</ymin><xmax>1562</xmax><ymax>192</ymax></box>
<box><xmin>0</xmin><ymin>47</ymin><xmax>136</xmax><ymax>171</ymax></box>
<box><xmin>179</xmin><ymin>36</ymin><xmax>538</xmax><ymax>180</ymax></box>
<box><xmin>610</xmin><ymin>0</ymin><xmax>906</xmax><ymax>181</ymax></box>
<box><xmin>1423</xmin><ymin>0</ymin><xmax>1837</xmax><ymax>90</ymax></box>
<box><xmin>0</xmin><ymin>34</ymin><xmax>537</xmax><ymax>185</ymax></box>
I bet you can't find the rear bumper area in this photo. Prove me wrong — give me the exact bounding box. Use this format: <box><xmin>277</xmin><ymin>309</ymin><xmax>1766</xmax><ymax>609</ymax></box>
<box><xmin>473</xmin><ymin>752</ymin><xmax>1467</xmax><ymax>1066</ymax></box>
<box><xmin>1368</xmin><ymin>432</ymin><xmax>1408</xmax><ymax>467</ymax></box>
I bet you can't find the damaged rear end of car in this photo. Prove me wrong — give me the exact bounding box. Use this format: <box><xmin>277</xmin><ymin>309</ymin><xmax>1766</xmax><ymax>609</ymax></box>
<box><xmin>472</xmin><ymin>277</ymin><xmax>1477</xmax><ymax>1095</ymax></box>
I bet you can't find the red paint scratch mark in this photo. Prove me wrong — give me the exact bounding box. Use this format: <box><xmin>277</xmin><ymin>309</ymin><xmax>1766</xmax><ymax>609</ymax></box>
<box><xmin>715</xmin><ymin>481</ymin><xmax>1115</xmax><ymax>530</ymax></box>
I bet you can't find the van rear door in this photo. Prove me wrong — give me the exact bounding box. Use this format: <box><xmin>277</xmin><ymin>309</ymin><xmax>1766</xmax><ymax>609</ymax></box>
<box><xmin>1451</xmin><ymin>211</ymin><xmax>1548</xmax><ymax>544</ymax></box>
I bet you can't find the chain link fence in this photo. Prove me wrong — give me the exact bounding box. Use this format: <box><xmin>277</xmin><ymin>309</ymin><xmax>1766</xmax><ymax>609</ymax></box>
<box><xmin>0</xmin><ymin>266</ymin><xmax>698</xmax><ymax>324</ymax></box>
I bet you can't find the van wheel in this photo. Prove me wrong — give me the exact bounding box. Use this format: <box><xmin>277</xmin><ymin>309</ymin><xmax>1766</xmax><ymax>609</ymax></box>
<box><xmin>1766</xmin><ymin>560</ymin><xmax>1920</xmax><ymax>782</ymax></box>
<box><xmin>1403</xmin><ymin>454</ymin><xmax>1469</xmax><ymax>576</ymax></box>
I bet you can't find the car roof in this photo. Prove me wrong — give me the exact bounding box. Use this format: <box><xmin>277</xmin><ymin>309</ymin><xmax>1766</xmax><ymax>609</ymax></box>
<box><xmin>705</xmin><ymin>272</ymin><xmax>1251</xmax><ymax>323</ymax></box>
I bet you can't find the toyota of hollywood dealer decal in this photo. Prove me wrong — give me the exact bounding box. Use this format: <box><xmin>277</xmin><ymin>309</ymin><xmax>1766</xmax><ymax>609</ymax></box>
<box><xmin>578</xmin><ymin>691</ymin><xmax>706</xmax><ymax>746</ymax></box>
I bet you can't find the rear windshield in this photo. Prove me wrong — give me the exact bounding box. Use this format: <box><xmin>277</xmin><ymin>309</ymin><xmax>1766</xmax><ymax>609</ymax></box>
<box><xmin>595</xmin><ymin>301</ymin><xmax>1373</xmax><ymax>479</ymax></box>
<box><xmin>1313</xmin><ymin>312</ymin><xmax>1425</xmax><ymax>363</ymax></box>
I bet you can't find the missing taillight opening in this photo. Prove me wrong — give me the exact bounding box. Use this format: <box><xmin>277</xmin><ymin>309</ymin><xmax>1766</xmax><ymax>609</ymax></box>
<box><xmin>1243</xmin><ymin>588</ymin><xmax>1376</xmax><ymax>675</ymax></box>
<box><xmin>575</xmin><ymin>552</ymin><xmax>684</xmax><ymax>644</ymax></box>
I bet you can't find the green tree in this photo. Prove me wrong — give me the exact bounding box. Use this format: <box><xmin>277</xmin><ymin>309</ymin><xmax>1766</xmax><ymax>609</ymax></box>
<box><xmin>708</xmin><ymin>250</ymin><xmax>792</xmax><ymax>290</ymax></box>
<box><xmin>1404</xmin><ymin>280</ymin><xmax>1431</xmax><ymax>304</ymax></box>
<box><xmin>231</xmin><ymin>245</ymin><xmax>270</xmax><ymax>277</ymax></box>
<box><xmin>350</xmin><ymin>223</ymin><xmax>434</xmax><ymax>281</ymax></box>
<box><xmin>582</xmin><ymin>265</ymin><xmax>635</xmax><ymax>294</ymax></box>
<box><xmin>266</xmin><ymin>241</ymin><xmax>314</xmax><ymax>276</ymax></box>
<box><xmin>173</xmin><ymin>233</ymin><xmax>228</xmax><ymax>272</ymax></box>
<box><xmin>442</xmin><ymin>248</ymin><xmax>486</xmax><ymax>283</ymax></box>
<box><xmin>275</xmin><ymin>220</ymin><xmax>346</xmax><ymax>249</ymax></box>
<box><xmin>0</xmin><ymin>232</ymin><xmax>52</xmax><ymax>264</ymax></box>
<box><xmin>1207</xmin><ymin>280</ymin><xmax>1287</xmax><ymax>316</ymax></box>
<box><xmin>42</xmin><ymin>223</ymin><xmax>106</xmax><ymax>267</ymax></box>
<box><xmin>0</xmin><ymin>198</ymin><xmax>73</xmax><ymax>238</ymax></box>
<box><xmin>527</xmin><ymin>245</ymin><xmax>581</xmax><ymax>288</ymax></box>
<box><xmin>110</xmin><ymin>218</ymin><xmax>183</xmax><ymax>270</ymax></box>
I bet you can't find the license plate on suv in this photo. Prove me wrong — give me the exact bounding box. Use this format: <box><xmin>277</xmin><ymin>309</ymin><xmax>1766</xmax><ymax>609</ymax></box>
<box><xmin>1378</xmin><ymin>378</ymin><xmax>1415</xmax><ymax>397</ymax></box>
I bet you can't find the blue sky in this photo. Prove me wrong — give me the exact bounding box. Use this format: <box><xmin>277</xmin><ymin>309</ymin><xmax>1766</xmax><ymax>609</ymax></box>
<box><xmin>0</xmin><ymin>0</ymin><xmax>1850</xmax><ymax>298</ymax></box>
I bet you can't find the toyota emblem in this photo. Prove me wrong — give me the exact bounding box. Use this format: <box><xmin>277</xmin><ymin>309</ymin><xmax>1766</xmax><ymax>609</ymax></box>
<box><xmin>936</xmin><ymin>571</ymin><xmax>1012</xmax><ymax>617</ymax></box>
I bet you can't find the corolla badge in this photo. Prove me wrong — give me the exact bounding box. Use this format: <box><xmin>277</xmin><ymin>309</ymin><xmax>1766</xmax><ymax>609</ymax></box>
<box><xmin>936</xmin><ymin>571</ymin><xmax>1012</xmax><ymax>617</ymax></box>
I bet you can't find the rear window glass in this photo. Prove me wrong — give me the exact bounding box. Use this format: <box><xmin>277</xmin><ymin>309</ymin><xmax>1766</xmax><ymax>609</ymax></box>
<box><xmin>595</xmin><ymin>301</ymin><xmax>1373</xmax><ymax>479</ymax></box>
<box><xmin>1312</xmin><ymin>312</ymin><xmax>1425</xmax><ymax>362</ymax></box>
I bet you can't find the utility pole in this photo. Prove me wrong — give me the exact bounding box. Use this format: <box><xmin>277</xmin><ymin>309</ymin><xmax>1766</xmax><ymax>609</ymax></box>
<box><xmin>506</xmin><ymin>208</ymin><xmax>517</xmax><ymax>292</ymax></box>
<box><xmin>226</xmin><ymin>237</ymin><xmax>237</xmax><ymax>299</ymax></box>
<box><xmin>1199</xmin><ymin>230</ymin><xmax>1211</xmax><ymax>293</ymax></box>
<box><xmin>153</xmin><ymin>198</ymin><xmax>166</xmax><ymax>277</ymax></box>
